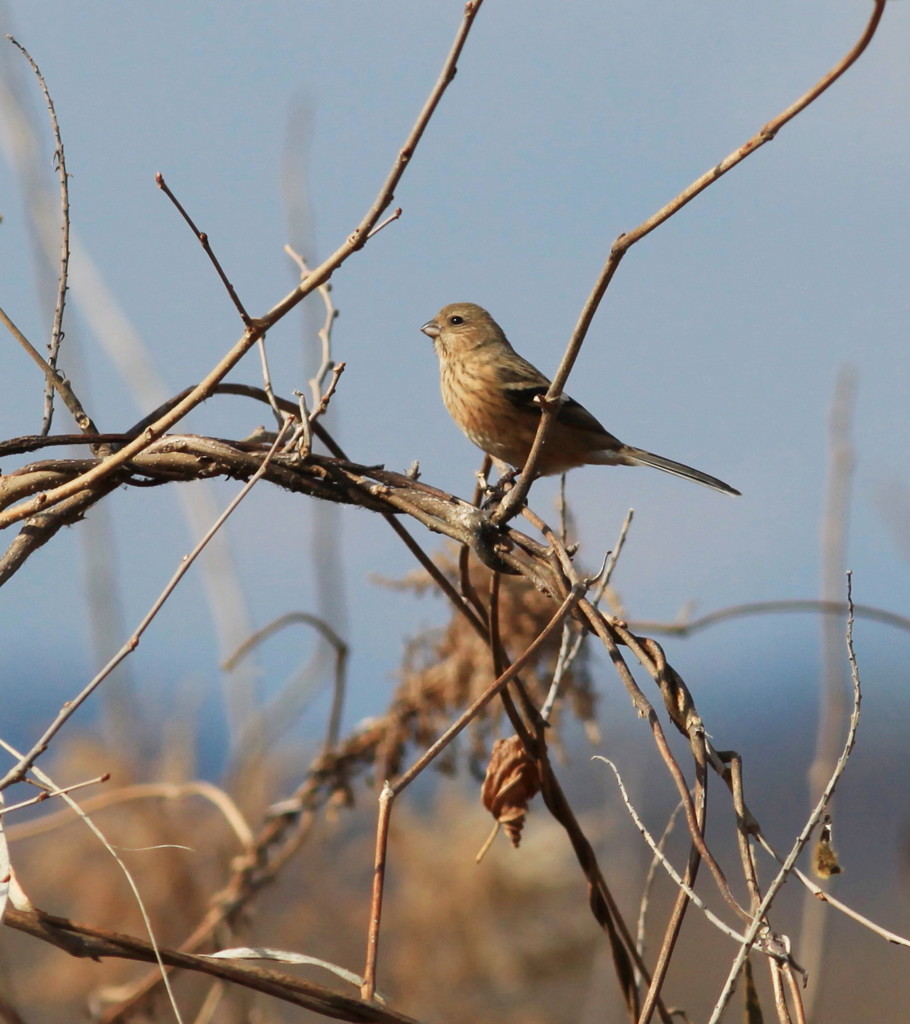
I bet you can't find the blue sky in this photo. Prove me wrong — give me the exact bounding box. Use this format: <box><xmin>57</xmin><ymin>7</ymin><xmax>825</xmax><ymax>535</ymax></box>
<box><xmin>1</xmin><ymin>2</ymin><xmax>908</xmax><ymax>772</ymax></box>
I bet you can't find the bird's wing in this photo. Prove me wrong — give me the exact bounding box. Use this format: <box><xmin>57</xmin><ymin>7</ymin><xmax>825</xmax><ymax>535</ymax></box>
<box><xmin>501</xmin><ymin>379</ymin><xmax>616</xmax><ymax>438</ymax></box>
<box><xmin>554</xmin><ymin>394</ymin><xmax>615</xmax><ymax>438</ymax></box>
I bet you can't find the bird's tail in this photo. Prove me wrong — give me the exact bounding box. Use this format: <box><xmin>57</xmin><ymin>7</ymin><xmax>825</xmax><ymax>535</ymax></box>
<box><xmin>622</xmin><ymin>447</ymin><xmax>740</xmax><ymax>496</ymax></box>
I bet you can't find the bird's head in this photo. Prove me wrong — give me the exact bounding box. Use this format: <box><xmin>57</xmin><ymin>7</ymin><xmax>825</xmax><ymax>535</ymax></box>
<box><xmin>420</xmin><ymin>303</ymin><xmax>502</xmax><ymax>356</ymax></box>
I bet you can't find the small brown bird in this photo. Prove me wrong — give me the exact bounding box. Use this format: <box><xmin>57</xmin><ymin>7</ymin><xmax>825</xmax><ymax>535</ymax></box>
<box><xmin>421</xmin><ymin>302</ymin><xmax>739</xmax><ymax>496</ymax></box>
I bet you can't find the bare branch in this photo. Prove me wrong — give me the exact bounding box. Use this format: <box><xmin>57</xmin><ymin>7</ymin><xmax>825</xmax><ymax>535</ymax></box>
<box><xmin>628</xmin><ymin>599</ymin><xmax>910</xmax><ymax>638</ymax></box>
<box><xmin>493</xmin><ymin>0</ymin><xmax>887</xmax><ymax>523</ymax></box>
<box><xmin>3</xmin><ymin>905</ymin><xmax>428</xmax><ymax>1024</ymax></box>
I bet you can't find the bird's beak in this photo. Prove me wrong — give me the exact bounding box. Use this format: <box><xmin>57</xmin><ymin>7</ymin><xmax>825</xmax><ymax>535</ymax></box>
<box><xmin>420</xmin><ymin>318</ymin><xmax>440</xmax><ymax>339</ymax></box>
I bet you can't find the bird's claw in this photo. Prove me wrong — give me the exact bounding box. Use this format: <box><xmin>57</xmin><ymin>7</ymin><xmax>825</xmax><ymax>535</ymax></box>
<box><xmin>479</xmin><ymin>470</ymin><xmax>522</xmax><ymax>511</ymax></box>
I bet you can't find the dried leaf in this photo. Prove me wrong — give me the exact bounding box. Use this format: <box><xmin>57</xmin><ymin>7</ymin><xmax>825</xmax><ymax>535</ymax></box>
<box><xmin>480</xmin><ymin>736</ymin><xmax>540</xmax><ymax>848</ymax></box>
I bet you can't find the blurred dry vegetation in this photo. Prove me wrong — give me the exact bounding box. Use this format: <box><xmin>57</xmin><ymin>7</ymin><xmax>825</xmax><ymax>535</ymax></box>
<box><xmin>2</xmin><ymin>3</ymin><xmax>909</xmax><ymax>1023</ymax></box>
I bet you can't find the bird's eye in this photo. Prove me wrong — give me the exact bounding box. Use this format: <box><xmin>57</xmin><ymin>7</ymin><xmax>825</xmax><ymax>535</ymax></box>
<box><xmin>449</xmin><ymin>315</ymin><xmax>464</xmax><ymax>325</ymax></box>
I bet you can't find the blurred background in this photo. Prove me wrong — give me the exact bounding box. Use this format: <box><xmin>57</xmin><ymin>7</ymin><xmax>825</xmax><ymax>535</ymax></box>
<box><xmin>0</xmin><ymin>2</ymin><xmax>908</xmax><ymax>1021</ymax></box>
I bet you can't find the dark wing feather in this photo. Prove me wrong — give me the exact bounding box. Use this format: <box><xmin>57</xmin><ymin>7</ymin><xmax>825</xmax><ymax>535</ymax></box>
<box><xmin>502</xmin><ymin>383</ymin><xmax>617</xmax><ymax>440</ymax></box>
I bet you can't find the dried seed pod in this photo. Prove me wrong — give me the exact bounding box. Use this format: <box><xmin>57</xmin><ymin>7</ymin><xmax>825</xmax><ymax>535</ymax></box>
<box><xmin>812</xmin><ymin>815</ymin><xmax>842</xmax><ymax>879</ymax></box>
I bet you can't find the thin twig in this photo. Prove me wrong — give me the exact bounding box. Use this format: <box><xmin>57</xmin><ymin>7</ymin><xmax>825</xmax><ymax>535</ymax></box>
<box><xmin>541</xmin><ymin>508</ymin><xmax>634</xmax><ymax>721</ymax></box>
<box><xmin>725</xmin><ymin>751</ymin><xmax>764</xmax><ymax>914</ymax></box>
<box><xmin>6</xmin><ymin>37</ymin><xmax>71</xmax><ymax>436</ymax></box>
<box><xmin>255</xmin><ymin>334</ymin><xmax>285</xmax><ymax>428</ymax></box>
<box><xmin>284</xmin><ymin>244</ymin><xmax>340</xmax><ymax>412</ymax></box>
<box><xmin>596</xmin><ymin>758</ymin><xmax>753</xmax><ymax>948</ymax></box>
<box><xmin>0</xmin><ymin>304</ymin><xmax>97</xmax><ymax>434</ymax></box>
<box><xmin>361</xmin><ymin>781</ymin><xmax>393</xmax><ymax>1002</ymax></box>
<box><xmin>781</xmin><ymin>961</ymin><xmax>806</xmax><ymax>1024</ymax></box>
<box><xmin>311</xmin><ymin>361</ymin><xmax>346</xmax><ymax>422</ymax></box>
<box><xmin>156</xmin><ymin>172</ymin><xmax>252</xmax><ymax>325</ymax></box>
<box><xmin>635</xmin><ymin>802</ymin><xmax>684</xmax><ymax>966</ymax></box>
<box><xmin>0</xmin><ymin>774</ymin><xmax>108</xmax><ymax>817</ymax></box>
<box><xmin>779</xmin><ymin>861</ymin><xmax>910</xmax><ymax>949</ymax></box>
<box><xmin>542</xmin><ymin>476</ymin><xmax>574</xmax><ymax>723</ymax></box>
<box><xmin>637</xmin><ymin>734</ymin><xmax>706</xmax><ymax>1024</ymax></box>
<box><xmin>364</xmin><ymin>207</ymin><xmax>402</xmax><ymax>241</ymax></box>
<box><xmin>290</xmin><ymin>389</ymin><xmax>313</xmax><ymax>457</ymax></box>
